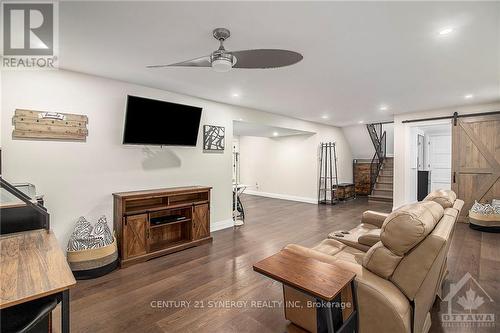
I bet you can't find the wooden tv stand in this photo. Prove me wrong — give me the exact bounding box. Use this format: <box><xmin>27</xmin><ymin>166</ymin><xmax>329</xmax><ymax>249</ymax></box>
<box><xmin>113</xmin><ymin>186</ymin><xmax>212</xmax><ymax>268</ymax></box>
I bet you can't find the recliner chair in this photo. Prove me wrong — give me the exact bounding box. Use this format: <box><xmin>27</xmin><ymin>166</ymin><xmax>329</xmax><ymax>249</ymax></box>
<box><xmin>283</xmin><ymin>199</ymin><xmax>461</xmax><ymax>333</ymax></box>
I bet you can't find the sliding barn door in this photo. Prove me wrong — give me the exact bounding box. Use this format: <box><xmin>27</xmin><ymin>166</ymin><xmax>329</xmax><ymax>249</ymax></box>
<box><xmin>452</xmin><ymin>114</ymin><xmax>500</xmax><ymax>221</ymax></box>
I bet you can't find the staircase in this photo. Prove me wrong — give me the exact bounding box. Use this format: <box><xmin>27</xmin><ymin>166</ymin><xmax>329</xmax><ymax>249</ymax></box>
<box><xmin>365</xmin><ymin>123</ymin><xmax>393</xmax><ymax>204</ymax></box>
<box><xmin>368</xmin><ymin>157</ymin><xmax>393</xmax><ymax>203</ymax></box>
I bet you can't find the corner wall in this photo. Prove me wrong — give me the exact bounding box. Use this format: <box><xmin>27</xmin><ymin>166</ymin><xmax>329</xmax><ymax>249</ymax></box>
<box><xmin>1</xmin><ymin>70</ymin><xmax>352</xmax><ymax>247</ymax></box>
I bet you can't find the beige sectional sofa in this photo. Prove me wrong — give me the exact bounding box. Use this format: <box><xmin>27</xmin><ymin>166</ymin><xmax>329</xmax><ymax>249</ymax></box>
<box><xmin>328</xmin><ymin>189</ymin><xmax>464</xmax><ymax>251</ymax></box>
<box><xmin>283</xmin><ymin>190</ymin><xmax>464</xmax><ymax>333</ymax></box>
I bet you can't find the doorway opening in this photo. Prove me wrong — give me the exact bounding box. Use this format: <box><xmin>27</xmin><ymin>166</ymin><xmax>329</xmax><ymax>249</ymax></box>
<box><xmin>406</xmin><ymin>121</ymin><xmax>452</xmax><ymax>203</ymax></box>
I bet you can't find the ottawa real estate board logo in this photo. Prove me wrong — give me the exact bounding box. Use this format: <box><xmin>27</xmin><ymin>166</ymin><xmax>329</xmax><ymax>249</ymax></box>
<box><xmin>1</xmin><ymin>1</ymin><xmax>58</xmax><ymax>69</ymax></box>
<box><xmin>441</xmin><ymin>272</ymin><xmax>495</xmax><ymax>328</ymax></box>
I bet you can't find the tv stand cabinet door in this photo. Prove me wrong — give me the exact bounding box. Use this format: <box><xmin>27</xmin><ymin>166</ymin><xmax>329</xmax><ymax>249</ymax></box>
<box><xmin>123</xmin><ymin>213</ymin><xmax>148</xmax><ymax>258</ymax></box>
<box><xmin>192</xmin><ymin>203</ymin><xmax>210</xmax><ymax>240</ymax></box>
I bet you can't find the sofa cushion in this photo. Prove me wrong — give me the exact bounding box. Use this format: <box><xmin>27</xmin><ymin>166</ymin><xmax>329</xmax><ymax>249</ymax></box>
<box><xmin>68</xmin><ymin>217</ymin><xmax>93</xmax><ymax>251</ymax></box>
<box><xmin>358</xmin><ymin>229</ymin><xmax>381</xmax><ymax>247</ymax></box>
<box><xmin>284</xmin><ymin>240</ymin><xmax>346</xmax><ymax>263</ymax></box>
<box><xmin>423</xmin><ymin>189</ymin><xmax>457</xmax><ymax>209</ymax></box>
<box><xmin>381</xmin><ymin>201</ymin><xmax>444</xmax><ymax>256</ymax></box>
<box><xmin>90</xmin><ymin>216</ymin><xmax>114</xmax><ymax>247</ymax></box>
<box><xmin>362</xmin><ymin>241</ymin><xmax>403</xmax><ymax>279</ymax></box>
<box><xmin>330</xmin><ymin>245</ymin><xmax>366</xmax><ymax>265</ymax></box>
<box><xmin>391</xmin><ymin>212</ymin><xmax>455</xmax><ymax>300</ymax></box>
<box><xmin>286</xmin><ymin>239</ymin><xmax>366</xmax><ymax>265</ymax></box>
<box><xmin>311</xmin><ymin>238</ymin><xmax>346</xmax><ymax>255</ymax></box>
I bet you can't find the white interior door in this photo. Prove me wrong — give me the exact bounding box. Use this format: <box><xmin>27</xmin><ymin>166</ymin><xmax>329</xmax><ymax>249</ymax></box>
<box><xmin>428</xmin><ymin>135</ymin><xmax>451</xmax><ymax>191</ymax></box>
<box><xmin>417</xmin><ymin>135</ymin><xmax>424</xmax><ymax>171</ymax></box>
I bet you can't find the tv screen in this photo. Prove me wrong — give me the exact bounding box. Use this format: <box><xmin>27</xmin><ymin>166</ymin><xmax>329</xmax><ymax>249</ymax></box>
<box><xmin>123</xmin><ymin>95</ymin><xmax>202</xmax><ymax>146</ymax></box>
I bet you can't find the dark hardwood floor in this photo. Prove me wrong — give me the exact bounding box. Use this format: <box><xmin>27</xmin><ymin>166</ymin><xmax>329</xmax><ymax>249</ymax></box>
<box><xmin>66</xmin><ymin>195</ymin><xmax>498</xmax><ymax>333</ymax></box>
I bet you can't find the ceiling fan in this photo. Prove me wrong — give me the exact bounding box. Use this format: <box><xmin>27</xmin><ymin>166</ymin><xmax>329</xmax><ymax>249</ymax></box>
<box><xmin>147</xmin><ymin>28</ymin><xmax>303</xmax><ymax>72</ymax></box>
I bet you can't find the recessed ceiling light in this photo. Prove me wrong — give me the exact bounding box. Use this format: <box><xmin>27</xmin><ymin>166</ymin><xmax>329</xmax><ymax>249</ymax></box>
<box><xmin>358</xmin><ymin>120</ymin><xmax>364</xmax><ymax>124</ymax></box>
<box><xmin>232</xmin><ymin>93</ymin><xmax>240</xmax><ymax>97</ymax></box>
<box><xmin>439</xmin><ymin>27</ymin><xmax>454</xmax><ymax>36</ymax></box>
<box><xmin>464</xmin><ymin>94</ymin><xmax>474</xmax><ymax>99</ymax></box>
<box><xmin>272</xmin><ymin>132</ymin><xmax>279</xmax><ymax>137</ymax></box>
<box><xmin>379</xmin><ymin>105</ymin><xmax>389</xmax><ymax>111</ymax></box>
<box><xmin>321</xmin><ymin>115</ymin><xmax>329</xmax><ymax>119</ymax></box>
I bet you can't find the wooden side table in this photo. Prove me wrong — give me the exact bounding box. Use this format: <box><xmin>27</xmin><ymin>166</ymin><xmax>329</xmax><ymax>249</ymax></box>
<box><xmin>253</xmin><ymin>249</ymin><xmax>357</xmax><ymax>333</ymax></box>
<box><xmin>0</xmin><ymin>229</ymin><xmax>76</xmax><ymax>333</ymax></box>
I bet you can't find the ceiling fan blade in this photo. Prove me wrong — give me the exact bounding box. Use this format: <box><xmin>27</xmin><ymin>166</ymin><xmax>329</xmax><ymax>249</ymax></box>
<box><xmin>146</xmin><ymin>55</ymin><xmax>211</xmax><ymax>68</ymax></box>
<box><xmin>231</xmin><ymin>49</ymin><xmax>302</xmax><ymax>69</ymax></box>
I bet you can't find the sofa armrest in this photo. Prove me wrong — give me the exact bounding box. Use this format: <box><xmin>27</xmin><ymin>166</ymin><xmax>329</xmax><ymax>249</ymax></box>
<box><xmin>453</xmin><ymin>199</ymin><xmax>465</xmax><ymax>216</ymax></box>
<box><xmin>283</xmin><ymin>244</ymin><xmax>412</xmax><ymax>333</ymax></box>
<box><xmin>361</xmin><ymin>210</ymin><xmax>389</xmax><ymax>228</ymax></box>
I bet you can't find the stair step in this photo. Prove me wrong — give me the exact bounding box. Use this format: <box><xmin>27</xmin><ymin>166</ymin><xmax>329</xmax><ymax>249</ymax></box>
<box><xmin>378</xmin><ymin>176</ymin><xmax>393</xmax><ymax>182</ymax></box>
<box><xmin>372</xmin><ymin>189</ymin><xmax>393</xmax><ymax>197</ymax></box>
<box><xmin>375</xmin><ymin>183</ymin><xmax>393</xmax><ymax>190</ymax></box>
<box><xmin>368</xmin><ymin>194</ymin><xmax>393</xmax><ymax>203</ymax></box>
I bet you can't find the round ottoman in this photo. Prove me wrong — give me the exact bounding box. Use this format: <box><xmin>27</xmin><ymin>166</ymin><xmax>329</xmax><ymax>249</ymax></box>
<box><xmin>67</xmin><ymin>237</ymin><xmax>118</xmax><ymax>279</ymax></box>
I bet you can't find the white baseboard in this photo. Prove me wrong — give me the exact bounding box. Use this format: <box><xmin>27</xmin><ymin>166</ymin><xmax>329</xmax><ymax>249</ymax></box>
<box><xmin>211</xmin><ymin>218</ymin><xmax>234</xmax><ymax>232</ymax></box>
<box><xmin>244</xmin><ymin>189</ymin><xmax>317</xmax><ymax>204</ymax></box>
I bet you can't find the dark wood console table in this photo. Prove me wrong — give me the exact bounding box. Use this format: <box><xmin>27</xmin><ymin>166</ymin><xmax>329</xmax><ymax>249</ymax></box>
<box><xmin>253</xmin><ymin>249</ymin><xmax>357</xmax><ymax>333</ymax></box>
<box><xmin>113</xmin><ymin>186</ymin><xmax>212</xmax><ymax>267</ymax></box>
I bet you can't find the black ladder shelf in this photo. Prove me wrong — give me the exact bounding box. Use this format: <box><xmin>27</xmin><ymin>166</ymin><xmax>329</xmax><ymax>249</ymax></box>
<box><xmin>318</xmin><ymin>142</ymin><xmax>339</xmax><ymax>204</ymax></box>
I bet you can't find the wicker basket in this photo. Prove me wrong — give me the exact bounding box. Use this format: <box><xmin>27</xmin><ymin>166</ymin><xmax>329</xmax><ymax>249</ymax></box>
<box><xmin>67</xmin><ymin>237</ymin><xmax>118</xmax><ymax>279</ymax></box>
<box><xmin>469</xmin><ymin>211</ymin><xmax>500</xmax><ymax>233</ymax></box>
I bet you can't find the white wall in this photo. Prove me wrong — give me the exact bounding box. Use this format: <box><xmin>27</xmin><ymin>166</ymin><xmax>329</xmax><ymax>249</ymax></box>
<box><xmin>342</xmin><ymin>125</ymin><xmax>373</xmax><ymax>159</ymax></box>
<box><xmin>393</xmin><ymin>102</ymin><xmax>500</xmax><ymax>209</ymax></box>
<box><xmin>342</xmin><ymin>123</ymin><xmax>394</xmax><ymax>159</ymax></box>
<box><xmin>382</xmin><ymin>123</ymin><xmax>394</xmax><ymax>156</ymax></box>
<box><xmin>239</xmin><ymin>127</ymin><xmax>351</xmax><ymax>203</ymax></box>
<box><xmin>1</xmin><ymin>70</ymin><xmax>352</xmax><ymax>247</ymax></box>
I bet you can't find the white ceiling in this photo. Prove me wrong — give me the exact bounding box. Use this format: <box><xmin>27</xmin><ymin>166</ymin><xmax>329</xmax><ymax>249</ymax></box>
<box><xmin>233</xmin><ymin>120</ymin><xmax>315</xmax><ymax>138</ymax></box>
<box><xmin>58</xmin><ymin>1</ymin><xmax>500</xmax><ymax>127</ymax></box>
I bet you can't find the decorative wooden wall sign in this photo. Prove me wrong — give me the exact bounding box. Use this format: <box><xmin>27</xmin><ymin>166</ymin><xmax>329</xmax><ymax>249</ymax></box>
<box><xmin>12</xmin><ymin>109</ymin><xmax>88</xmax><ymax>141</ymax></box>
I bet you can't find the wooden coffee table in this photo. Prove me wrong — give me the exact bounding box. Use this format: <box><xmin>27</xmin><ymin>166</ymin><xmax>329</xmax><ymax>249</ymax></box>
<box><xmin>253</xmin><ymin>249</ymin><xmax>357</xmax><ymax>333</ymax></box>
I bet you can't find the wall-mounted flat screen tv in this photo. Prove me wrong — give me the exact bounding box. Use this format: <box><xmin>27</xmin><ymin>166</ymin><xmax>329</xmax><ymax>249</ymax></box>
<box><xmin>123</xmin><ymin>95</ymin><xmax>202</xmax><ymax>146</ymax></box>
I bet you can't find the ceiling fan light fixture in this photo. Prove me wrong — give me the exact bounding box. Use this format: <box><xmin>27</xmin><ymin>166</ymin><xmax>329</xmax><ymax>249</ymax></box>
<box><xmin>148</xmin><ymin>28</ymin><xmax>302</xmax><ymax>70</ymax></box>
<box><xmin>211</xmin><ymin>58</ymin><xmax>233</xmax><ymax>72</ymax></box>
<box><xmin>210</xmin><ymin>52</ymin><xmax>236</xmax><ymax>72</ymax></box>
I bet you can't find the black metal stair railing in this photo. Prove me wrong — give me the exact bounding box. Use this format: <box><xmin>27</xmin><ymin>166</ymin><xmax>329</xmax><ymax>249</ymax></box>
<box><xmin>366</xmin><ymin>124</ymin><xmax>387</xmax><ymax>193</ymax></box>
